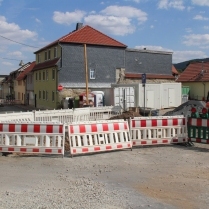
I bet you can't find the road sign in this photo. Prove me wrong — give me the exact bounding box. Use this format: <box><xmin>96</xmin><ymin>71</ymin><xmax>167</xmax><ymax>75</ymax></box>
<box><xmin>142</xmin><ymin>73</ymin><xmax>146</xmax><ymax>84</ymax></box>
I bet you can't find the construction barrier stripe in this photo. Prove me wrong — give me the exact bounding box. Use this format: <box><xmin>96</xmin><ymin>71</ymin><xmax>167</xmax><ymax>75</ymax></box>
<box><xmin>0</xmin><ymin>124</ymin><xmax>63</xmax><ymax>134</ymax></box>
<box><xmin>69</xmin><ymin>122</ymin><xmax>128</xmax><ymax>134</ymax></box>
<box><xmin>0</xmin><ymin>147</ymin><xmax>63</xmax><ymax>154</ymax></box>
<box><xmin>188</xmin><ymin>118</ymin><xmax>209</xmax><ymax>127</ymax></box>
<box><xmin>131</xmin><ymin>118</ymin><xmax>185</xmax><ymax>128</ymax></box>
<box><xmin>189</xmin><ymin>138</ymin><xmax>209</xmax><ymax>144</ymax></box>
<box><xmin>132</xmin><ymin>138</ymin><xmax>186</xmax><ymax>145</ymax></box>
<box><xmin>71</xmin><ymin>143</ymin><xmax>131</xmax><ymax>154</ymax></box>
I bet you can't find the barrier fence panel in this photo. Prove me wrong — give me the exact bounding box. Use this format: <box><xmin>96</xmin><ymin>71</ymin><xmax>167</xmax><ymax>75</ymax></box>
<box><xmin>130</xmin><ymin>116</ymin><xmax>187</xmax><ymax>146</ymax></box>
<box><xmin>34</xmin><ymin>109</ymin><xmax>74</xmax><ymax>123</ymax></box>
<box><xmin>73</xmin><ymin>108</ymin><xmax>90</xmax><ymax>122</ymax></box>
<box><xmin>68</xmin><ymin>120</ymin><xmax>132</xmax><ymax>156</ymax></box>
<box><xmin>89</xmin><ymin>106</ymin><xmax>123</xmax><ymax>121</ymax></box>
<box><xmin>188</xmin><ymin>117</ymin><xmax>209</xmax><ymax>143</ymax></box>
<box><xmin>0</xmin><ymin>112</ymin><xmax>34</xmax><ymax>122</ymax></box>
<box><xmin>0</xmin><ymin>122</ymin><xmax>65</xmax><ymax>156</ymax></box>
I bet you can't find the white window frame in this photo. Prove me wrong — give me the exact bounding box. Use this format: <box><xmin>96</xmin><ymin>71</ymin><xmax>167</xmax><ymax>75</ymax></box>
<box><xmin>44</xmin><ymin>51</ymin><xmax>47</xmax><ymax>61</ymax></box>
<box><xmin>54</xmin><ymin>47</ymin><xmax>57</xmax><ymax>58</ymax></box>
<box><xmin>90</xmin><ymin>68</ymin><xmax>96</xmax><ymax>79</ymax></box>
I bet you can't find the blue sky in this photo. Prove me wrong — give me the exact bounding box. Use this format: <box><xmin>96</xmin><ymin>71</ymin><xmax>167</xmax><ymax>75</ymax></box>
<box><xmin>0</xmin><ymin>0</ymin><xmax>209</xmax><ymax>75</ymax></box>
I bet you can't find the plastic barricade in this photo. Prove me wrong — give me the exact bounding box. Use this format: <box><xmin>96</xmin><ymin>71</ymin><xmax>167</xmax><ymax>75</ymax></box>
<box><xmin>188</xmin><ymin>117</ymin><xmax>209</xmax><ymax>143</ymax></box>
<box><xmin>0</xmin><ymin>122</ymin><xmax>65</xmax><ymax>156</ymax></box>
<box><xmin>68</xmin><ymin>120</ymin><xmax>132</xmax><ymax>156</ymax></box>
<box><xmin>34</xmin><ymin>109</ymin><xmax>74</xmax><ymax>123</ymax></box>
<box><xmin>89</xmin><ymin>106</ymin><xmax>122</xmax><ymax>121</ymax></box>
<box><xmin>0</xmin><ymin>112</ymin><xmax>34</xmax><ymax>122</ymax></box>
<box><xmin>73</xmin><ymin>108</ymin><xmax>90</xmax><ymax>122</ymax></box>
<box><xmin>130</xmin><ymin>116</ymin><xmax>187</xmax><ymax>146</ymax></box>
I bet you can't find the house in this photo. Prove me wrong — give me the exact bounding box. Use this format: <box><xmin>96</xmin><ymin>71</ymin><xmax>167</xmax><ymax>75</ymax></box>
<box><xmin>33</xmin><ymin>23</ymin><xmax>127</xmax><ymax>109</ymax></box>
<box><xmin>16</xmin><ymin>61</ymin><xmax>36</xmax><ymax>105</ymax></box>
<box><xmin>33</xmin><ymin>23</ymin><xmax>174</xmax><ymax>109</ymax></box>
<box><xmin>176</xmin><ymin>61</ymin><xmax>209</xmax><ymax>101</ymax></box>
<box><xmin>11</xmin><ymin>62</ymin><xmax>31</xmax><ymax>104</ymax></box>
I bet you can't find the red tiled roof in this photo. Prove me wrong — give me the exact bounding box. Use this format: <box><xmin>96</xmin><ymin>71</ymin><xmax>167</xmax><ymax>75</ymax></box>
<box><xmin>177</xmin><ymin>61</ymin><xmax>209</xmax><ymax>82</ymax></box>
<box><xmin>35</xmin><ymin>25</ymin><xmax>127</xmax><ymax>53</ymax></box>
<box><xmin>125</xmin><ymin>73</ymin><xmax>174</xmax><ymax>79</ymax></box>
<box><xmin>32</xmin><ymin>58</ymin><xmax>60</xmax><ymax>71</ymax></box>
<box><xmin>16</xmin><ymin>61</ymin><xmax>36</xmax><ymax>81</ymax></box>
<box><xmin>172</xmin><ymin>65</ymin><xmax>178</xmax><ymax>75</ymax></box>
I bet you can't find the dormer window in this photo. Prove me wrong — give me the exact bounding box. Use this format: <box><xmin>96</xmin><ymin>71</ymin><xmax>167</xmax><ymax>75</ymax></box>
<box><xmin>54</xmin><ymin>47</ymin><xmax>57</xmax><ymax>58</ymax></box>
<box><xmin>48</xmin><ymin>49</ymin><xmax>51</xmax><ymax>60</ymax></box>
<box><xmin>45</xmin><ymin>51</ymin><xmax>47</xmax><ymax>61</ymax></box>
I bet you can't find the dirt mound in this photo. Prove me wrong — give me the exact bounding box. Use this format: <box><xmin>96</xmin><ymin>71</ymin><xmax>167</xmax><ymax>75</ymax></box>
<box><xmin>109</xmin><ymin>110</ymin><xmax>141</xmax><ymax>120</ymax></box>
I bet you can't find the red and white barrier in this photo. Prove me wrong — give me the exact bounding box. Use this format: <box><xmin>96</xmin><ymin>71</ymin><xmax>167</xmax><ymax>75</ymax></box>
<box><xmin>0</xmin><ymin>122</ymin><xmax>65</xmax><ymax>156</ymax></box>
<box><xmin>130</xmin><ymin>116</ymin><xmax>187</xmax><ymax>146</ymax></box>
<box><xmin>68</xmin><ymin>120</ymin><xmax>132</xmax><ymax>156</ymax></box>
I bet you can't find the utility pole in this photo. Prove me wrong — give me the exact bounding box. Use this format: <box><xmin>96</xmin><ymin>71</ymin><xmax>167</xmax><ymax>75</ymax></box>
<box><xmin>84</xmin><ymin>44</ymin><xmax>89</xmax><ymax>105</ymax></box>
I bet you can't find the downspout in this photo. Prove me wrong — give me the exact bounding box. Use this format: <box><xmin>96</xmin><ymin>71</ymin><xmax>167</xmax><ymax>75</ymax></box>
<box><xmin>57</xmin><ymin>41</ymin><xmax>62</xmax><ymax>108</ymax></box>
<box><xmin>203</xmin><ymin>82</ymin><xmax>206</xmax><ymax>101</ymax></box>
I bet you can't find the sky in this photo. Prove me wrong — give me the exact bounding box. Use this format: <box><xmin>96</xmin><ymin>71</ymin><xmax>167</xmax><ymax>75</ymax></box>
<box><xmin>0</xmin><ymin>0</ymin><xmax>209</xmax><ymax>75</ymax></box>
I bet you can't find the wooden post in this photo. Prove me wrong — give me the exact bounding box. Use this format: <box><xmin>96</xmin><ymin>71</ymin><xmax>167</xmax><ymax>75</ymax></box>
<box><xmin>84</xmin><ymin>44</ymin><xmax>89</xmax><ymax>105</ymax></box>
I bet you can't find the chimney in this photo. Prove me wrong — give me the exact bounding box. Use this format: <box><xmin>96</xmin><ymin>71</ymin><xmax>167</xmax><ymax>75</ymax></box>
<box><xmin>76</xmin><ymin>23</ymin><xmax>83</xmax><ymax>30</ymax></box>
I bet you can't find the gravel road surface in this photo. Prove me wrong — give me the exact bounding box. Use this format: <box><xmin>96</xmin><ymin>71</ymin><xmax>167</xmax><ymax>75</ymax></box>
<box><xmin>1</xmin><ymin>143</ymin><xmax>209</xmax><ymax>209</ymax></box>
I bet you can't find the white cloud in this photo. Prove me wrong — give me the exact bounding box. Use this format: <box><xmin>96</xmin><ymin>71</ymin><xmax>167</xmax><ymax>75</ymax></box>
<box><xmin>0</xmin><ymin>16</ymin><xmax>37</xmax><ymax>44</ymax></box>
<box><xmin>7</xmin><ymin>51</ymin><xmax>23</xmax><ymax>58</ymax></box>
<box><xmin>204</xmin><ymin>26</ymin><xmax>209</xmax><ymax>30</ymax></box>
<box><xmin>35</xmin><ymin>18</ymin><xmax>41</xmax><ymax>23</ymax></box>
<box><xmin>2</xmin><ymin>61</ymin><xmax>13</xmax><ymax>66</ymax></box>
<box><xmin>150</xmin><ymin>25</ymin><xmax>154</xmax><ymax>29</ymax></box>
<box><xmin>183</xmin><ymin>34</ymin><xmax>209</xmax><ymax>46</ymax></box>
<box><xmin>158</xmin><ymin>0</ymin><xmax>185</xmax><ymax>10</ymax></box>
<box><xmin>84</xmin><ymin>15</ymin><xmax>135</xmax><ymax>36</ymax></box>
<box><xmin>193</xmin><ymin>15</ymin><xmax>209</xmax><ymax>20</ymax></box>
<box><xmin>101</xmin><ymin>5</ymin><xmax>147</xmax><ymax>23</ymax></box>
<box><xmin>0</xmin><ymin>0</ymin><xmax>3</xmax><ymax>6</ymax></box>
<box><xmin>185</xmin><ymin>28</ymin><xmax>192</xmax><ymax>33</ymax></box>
<box><xmin>83</xmin><ymin>5</ymin><xmax>147</xmax><ymax>36</ymax></box>
<box><xmin>172</xmin><ymin>50</ymin><xmax>207</xmax><ymax>63</ymax></box>
<box><xmin>53</xmin><ymin>10</ymin><xmax>86</xmax><ymax>25</ymax></box>
<box><xmin>192</xmin><ymin>0</ymin><xmax>209</xmax><ymax>6</ymax></box>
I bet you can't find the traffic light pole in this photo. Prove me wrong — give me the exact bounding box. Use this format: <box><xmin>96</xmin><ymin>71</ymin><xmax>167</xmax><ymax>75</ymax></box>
<box><xmin>142</xmin><ymin>73</ymin><xmax>146</xmax><ymax>116</ymax></box>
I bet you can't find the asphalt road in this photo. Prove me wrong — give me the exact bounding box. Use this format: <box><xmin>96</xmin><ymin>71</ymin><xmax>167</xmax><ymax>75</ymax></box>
<box><xmin>0</xmin><ymin>105</ymin><xmax>34</xmax><ymax>113</ymax></box>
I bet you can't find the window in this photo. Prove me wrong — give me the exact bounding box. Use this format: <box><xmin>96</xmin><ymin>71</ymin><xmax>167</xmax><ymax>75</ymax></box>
<box><xmin>48</xmin><ymin>49</ymin><xmax>51</xmax><ymax>60</ymax></box>
<box><xmin>45</xmin><ymin>51</ymin><xmax>47</xmax><ymax>61</ymax></box>
<box><xmin>18</xmin><ymin>92</ymin><xmax>20</xmax><ymax>100</ymax></box>
<box><xmin>39</xmin><ymin>71</ymin><xmax>41</xmax><ymax>80</ymax></box>
<box><xmin>46</xmin><ymin>70</ymin><xmax>48</xmax><ymax>80</ymax></box>
<box><xmin>39</xmin><ymin>91</ymin><xmax>41</xmax><ymax>99</ymax></box>
<box><xmin>43</xmin><ymin>71</ymin><xmax>45</xmax><ymax>80</ymax></box>
<box><xmin>31</xmin><ymin>75</ymin><xmax>33</xmax><ymax>83</ymax></box>
<box><xmin>54</xmin><ymin>47</ymin><xmax>57</xmax><ymax>58</ymax></box>
<box><xmin>90</xmin><ymin>69</ymin><xmax>96</xmax><ymax>79</ymax></box>
<box><xmin>46</xmin><ymin>91</ymin><xmax>48</xmax><ymax>100</ymax></box>
<box><xmin>36</xmin><ymin>72</ymin><xmax>38</xmax><ymax>80</ymax></box>
<box><xmin>43</xmin><ymin>91</ymin><xmax>45</xmax><ymax>100</ymax></box>
<box><xmin>52</xmin><ymin>68</ymin><xmax>55</xmax><ymax>80</ymax></box>
<box><xmin>38</xmin><ymin>54</ymin><xmax>40</xmax><ymax>63</ymax></box>
<box><xmin>52</xmin><ymin>91</ymin><xmax>55</xmax><ymax>102</ymax></box>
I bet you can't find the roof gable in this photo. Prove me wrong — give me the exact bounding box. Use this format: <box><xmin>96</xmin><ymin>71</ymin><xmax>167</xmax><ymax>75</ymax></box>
<box><xmin>32</xmin><ymin>58</ymin><xmax>59</xmax><ymax>71</ymax></box>
<box><xmin>177</xmin><ymin>61</ymin><xmax>209</xmax><ymax>82</ymax></box>
<box><xmin>35</xmin><ymin>25</ymin><xmax>126</xmax><ymax>53</ymax></box>
<box><xmin>16</xmin><ymin>61</ymin><xmax>36</xmax><ymax>81</ymax></box>
<box><xmin>60</xmin><ymin>25</ymin><xmax>127</xmax><ymax>47</ymax></box>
